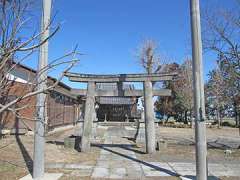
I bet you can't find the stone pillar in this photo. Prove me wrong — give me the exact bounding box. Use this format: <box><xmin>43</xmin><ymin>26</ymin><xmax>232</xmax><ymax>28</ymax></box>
<box><xmin>143</xmin><ymin>80</ymin><xmax>156</xmax><ymax>154</ymax></box>
<box><xmin>81</xmin><ymin>81</ymin><xmax>95</xmax><ymax>152</ymax></box>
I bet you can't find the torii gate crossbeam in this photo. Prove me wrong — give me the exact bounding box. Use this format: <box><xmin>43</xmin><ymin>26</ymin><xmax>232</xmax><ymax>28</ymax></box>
<box><xmin>65</xmin><ymin>72</ymin><xmax>176</xmax><ymax>82</ymax></box>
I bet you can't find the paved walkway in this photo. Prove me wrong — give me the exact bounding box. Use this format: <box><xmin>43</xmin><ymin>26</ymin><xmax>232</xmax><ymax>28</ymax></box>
<box><xmin>92</xmin><ymin>127</ymin><xmax>143</xmax><ymax>179</ymax></box>
<box><xmin>91</xmin><ymin>126</ymin><xmax>240</xmax><ymax>179</ymax></box>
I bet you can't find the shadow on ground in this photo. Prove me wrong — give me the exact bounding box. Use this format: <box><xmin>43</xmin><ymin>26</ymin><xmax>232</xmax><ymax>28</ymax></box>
<box><xmin>182</xmin><ymin>175</ymin><xmax>219</xmax><ymax>180</ymax></box>
<box><xmin>46</xmin><ymin>140</ymin><xmax>64</xmax><ymax>146</ymax></box>
<box><xmin>15</xmin><ymin>135</ymin><xmax>33</xmax><ymax>176</ymax></box>
<box><xmin>92</xmin><ymin>143</ymin><xmax>146</xmax><ymax>154</ymax></box>
<box><xmin>92</xmin><ymin>143</ymin><xmax>179</xmax><ymax>177</ymax></box>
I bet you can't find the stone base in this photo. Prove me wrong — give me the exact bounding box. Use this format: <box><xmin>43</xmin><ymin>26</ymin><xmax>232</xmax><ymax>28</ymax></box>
<box><xmin>64</xmin><ymin>136</ymin><xmax>81</xmax><ymax>151</ymax></box>
<box><xmin>19</xmin><ymin>173</ymin><xmax>63</xmax><ymax>180</ymax></box>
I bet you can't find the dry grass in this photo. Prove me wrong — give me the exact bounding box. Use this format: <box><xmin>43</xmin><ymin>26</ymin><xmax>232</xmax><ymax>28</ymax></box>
<box><xmin>134</xmin><ymin>127</ymin><xmax>240</xmax><ymax>163</ymax></box>
<box><xmin>0</xmin><ymin>126</ymin><xmax>239</xmax><ymax>179</ymax></box>
<box><xmin>0</xmin><ymin>127</ymin><xmax>103</xmax><ymax>179</ymax></box>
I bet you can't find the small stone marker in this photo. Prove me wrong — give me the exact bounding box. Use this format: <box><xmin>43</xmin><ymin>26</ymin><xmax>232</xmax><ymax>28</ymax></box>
<box><xmin>10</xmin><ymin>128</ymin><xmax>28</xmax><ymax>135</ymax></box>
<box><xmin>156</xmin><ymin>141</ymin><xmax>160</xmax><ymax>151</ymax></box>
<box><xmin>0</xmin><ymin>129</ymin><xmax>10</xmax><ymax>138</ymax></box>
<box><xmin>156</xmin><ymin>139</ymin><xmax>167</xmax><ymax>151</ymax></box>
<box><xmin>224</xmin><ymin>149</ymin><xmax>232</xmax><ymax>155</ymax></box>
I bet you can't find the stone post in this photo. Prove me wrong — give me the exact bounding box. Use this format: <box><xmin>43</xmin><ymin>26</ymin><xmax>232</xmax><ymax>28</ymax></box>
<box><xmin>92</xmin><ymin>104</ymin><xmax>98</xmax><ymax>139</ymax></box>
<box><xmin>104</xmin><ymin>113</ymin><xmax>107</xmax><ymax>122</ymax></box>
<box><xmin>81</xmin><ymin>82</ymin><xmax>95</xmax><ymax>152</ymax></box>
<box><xmin>135</xmin><ymin>110</ymin><xmax>146</xmax><ymax>144</ymax></box>
<box><xmin>143</xmin><ymin>81</ymin><xmax>156</xmax><ymax>154</ymax></box>
<box><xmin>125</xmin><ymin>114</ymin><xmax>129</xmax><ymax>122</ymax></box>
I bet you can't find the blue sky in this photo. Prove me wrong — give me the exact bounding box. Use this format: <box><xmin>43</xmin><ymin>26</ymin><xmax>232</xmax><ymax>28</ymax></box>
<box><xmin>23</xmin><ymin>0</ymin><xmax>234</xmax><ymax>88</ymax></box>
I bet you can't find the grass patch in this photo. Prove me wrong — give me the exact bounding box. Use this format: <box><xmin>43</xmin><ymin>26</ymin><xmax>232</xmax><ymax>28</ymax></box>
<box><xmin>0</xmin><ymin>162</ymin><xmax>27</xmax><ymax>179</ymax></box>
<box><xmin>0</xmin><ymin>163</ymin><xmax>17</xmax><ymax>172</ymax></box>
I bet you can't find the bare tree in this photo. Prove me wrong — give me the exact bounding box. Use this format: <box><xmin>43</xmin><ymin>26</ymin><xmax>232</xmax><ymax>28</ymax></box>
<box><xmin>134</xmin><ymin>39</ymin><xmax>165</xmax><ymax>143</ymax></box>
<box><xmin>0</xmin><ymin>0</ymin><xmax>79</xmax><ymax>129</ymax></box>
<box><xmin>136</xmin><ymin>39</ymin><xmax>165</xmax><ymax>74</ymax></box>
<box><xmin>202</xmin><ymin>1</ymin><xmax>240</xmax><ymax>127</ymax></box>
<box><xmin>154</xmin><ymin>63</ymin><xmax>180</xmax><ymax>122</ymax></box>
<box><xmin>174</xmin><ymin>59</ymin><xmax>194</xmax><ymax>125</ymax></box>
<box><xmin>205</xmin><ymin>63</ymin><xmax>226</xmax><ymax>128</ymax></box>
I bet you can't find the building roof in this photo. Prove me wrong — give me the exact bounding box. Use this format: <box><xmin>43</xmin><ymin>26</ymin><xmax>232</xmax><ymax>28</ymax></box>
<box><xmin>96</xmin><ymin>83</ymin><xmax>135</xmax><ymax>90</ymax></box>
<box><xmin>95</xmin><ymin>83</ymin><xmax>136</xmax><ymax>105</ymax></box>
<box><xmin>9</xmin><ymin>62</ymin><xmax>76</xmax><ymax>99</ymax></box>
<box><xmin>96</xmin><ymin>97</ymin><xmax>135</xmax><ymax>105</ymax></box>
<box><xmin>14</xmin><ymin>63</ymin><xmax>71</xmax><ymax>90</ymax></box>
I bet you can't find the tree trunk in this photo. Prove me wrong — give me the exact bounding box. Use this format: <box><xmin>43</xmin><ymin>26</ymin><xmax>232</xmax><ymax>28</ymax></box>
<box><xmin>190</xmin><ymin>110</ymin><xmax>194</xmax><ymax>128</ymax></box>
<box><xmin>166</xmin><ymin>115</ymin><xmax>170</xmax><ymax>123</ymax></box>
<box><xmin>179</xmin><ymin>112</ymin><xmax>183</xmax><ymax>122</ymax></box>
<box><xmin>235</xmin><ymin>104</ymin><xmax>240</xmax><ymax>136</ymax></box>
<box><xmin>184</xmin><ymin>110</ymin><xmax>188</xmax><ymax>124</ymax></box>
<box><xmin>217</xmin><ymin>108</ymin><xmax>221</xmax><ymax>129</ymax></box>
<box><xmin>238</xmin><ymin>112</ymin><xmax>240</xmax><ymax>136</ymax></box>
<box><xmin>234</xmin><ymin>102</ymin><xmax>239</xmax><ymax>128</ymax></box>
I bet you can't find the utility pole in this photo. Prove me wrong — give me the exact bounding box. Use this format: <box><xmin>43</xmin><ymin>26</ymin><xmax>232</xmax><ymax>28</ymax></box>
<box><xmin>190</xmin><ymin>0</ymin><xmax>207</xmax><ymax>180</ymax></box>
<box><xmin>33</xmin><ymin>0</ymin><xmax>52</xmax><ymax>179</ymax></box>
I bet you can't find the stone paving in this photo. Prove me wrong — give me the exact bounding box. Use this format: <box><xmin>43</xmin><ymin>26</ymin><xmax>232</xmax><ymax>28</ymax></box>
<box><xmin>90</xmin><ymin>126</ymin><xmax>240</xmax><ymax>179</ymax></box>
<box><xmin>92</xmin><ymin>127</ymin><xmax>144</xmax><ymax>179</ymax></box>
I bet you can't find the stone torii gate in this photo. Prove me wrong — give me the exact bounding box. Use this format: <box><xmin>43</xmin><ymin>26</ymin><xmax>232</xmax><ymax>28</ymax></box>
<box><xmin>65</xmin><ymin>72</ymin><xmax>176</xmax><ymax>154</ymax></box>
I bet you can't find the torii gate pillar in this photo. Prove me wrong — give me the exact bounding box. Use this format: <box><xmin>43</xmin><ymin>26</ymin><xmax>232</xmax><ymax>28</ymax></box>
<box><xmin>143</xmin><ymin>80</ymin><xmax>156</xmax><ymax>154</ymax></box>
<box><xmin>81</xmin><ymin>81</ymin><xmax>96</xmax><ymax>152</ymax></box>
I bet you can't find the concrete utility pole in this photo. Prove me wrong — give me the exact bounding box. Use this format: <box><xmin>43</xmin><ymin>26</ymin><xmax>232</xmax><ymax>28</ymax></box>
<box><xmin>33</xmin><ymin>0</ymin><xmax>52</xmax><ymax>179</ymax></box>
<box><xmin>190</xmin><ymin>0</ymin><xmax>207</xmax><ymax>180</ymax></box>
